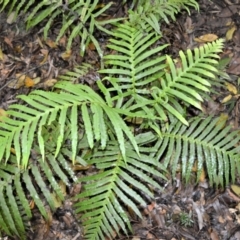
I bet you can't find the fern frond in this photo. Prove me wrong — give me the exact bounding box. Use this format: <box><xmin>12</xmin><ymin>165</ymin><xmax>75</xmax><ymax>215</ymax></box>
<box><xmin>0</xmin><ymin>128</ymin><xmax>84</xmax><ymax>239</ymax></box>
<box><xmin>155</xmin><ymin>116</ymin><xmax>240</xmax><ymax>186</ymax></box>
<box><xmin>129</xmin><ymin>0</ymin><xmax>199</xmax><ymax>33</ymax></box>
<box><xmin>100</xmin><ymin>22</ymin><xmax>224</xmax><ymax>126</ymax></box>
<box><xmin>0</xmin><ymin>81</ymin><xmax>139</xmax><ymax>166</ymax></box>
<box><xmin>75</xmin><ymin>132</ymin><xmax>166</xmax><ymax>239</ymax></box>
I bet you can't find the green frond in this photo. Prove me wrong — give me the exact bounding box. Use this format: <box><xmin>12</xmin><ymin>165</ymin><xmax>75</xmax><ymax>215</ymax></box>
<box><xmin>0</xmin><ymin>81</ymin><xmax>139</xmax><ymax>167</ymax></box>
<box><xmin>155</xmin><ymin>116</ymin><xmax>240</xmax><ymax>186</ymax></box>
<box><xmin>0</xmin><ymin>132</ymin><xmax>83</xmax><ymax>239</ymax></box>
<box><xmin>129</xmin><ymin>0</ymin><xmax>199</xmax><ymax>33</ymax></box>
<box><xmin>75</xmin><ymin>133</ymin><xmax>166</xmax><ymax>239</ymax></box>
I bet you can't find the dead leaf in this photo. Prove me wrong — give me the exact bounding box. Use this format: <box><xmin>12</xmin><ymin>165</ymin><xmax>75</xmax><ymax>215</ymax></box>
<box><xmin>221</xmin><ymin>94</ymin><xmax>232</xmax><ymax>103</ymax></box>
<box><xmin>8</xmin><ymin>74</ymin><xmax>37</xmax><ymax>89</ymax></box>
<box><xmin>231</xmin><ymin>184</ymin><xmax>240</xmax><ymax>196</ymax></box>
<box><xmin>45</xmin><ymin>39</ymin><xmax>57</xmax><ymax>48</ymax></box>
<box><xmin>88</xmin><ymin>42</ymin><xmax>96</xmax><ymax>51</ymax></box>
<box><xmin>6</xmin><ymin>11</ymin><xmax>16</xmax><ymax>24</ymax></box>
<box><xmin>43</xmin><ymin>79</ymin><xmax>57</xmax><ymax>87</ymax></box>
<box><xmin>4</xmin><ymin>37</ymin><xmax>13</xmax><ymax>48</ymax></box>
<box><xmin>24</xmin><ymin>76</ymin><xmax>35</xmax><ymax>88</ymax></box>
<box><xmin>194</xmin><ymin>34</ymin><xmax>218</xmax><ymax>43</ymax></box>
<box><xmin>226</xmin><ymin>24</ymin><xmax>237</xmax><ymax>41</ymax></box>
<box><xmin>225</xmin><ymin>82</ymin><xmax>238</xmax><ymax>95</ymax></box>
<box><xmin>61</xmin><ymin>49</ymin><xmax>72</xmax><ymax>60</ymax></box>
<box><xmin>40</xmin><ymin>49</ymin><xmax>49</xmax><ymax>65</ymax></box>
<box><xmin>209</xmin><ymin>228</ymin><xmax>220</xmax><ymax>240</ymax></box>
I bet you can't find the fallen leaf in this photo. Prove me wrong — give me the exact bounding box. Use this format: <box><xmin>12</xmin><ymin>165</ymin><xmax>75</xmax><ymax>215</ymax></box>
<box><xmin>231</xmin><ymin>184</ymin><xmax>240</xmax><ymax>196</ymax></box>
<box><xmin>24</xmin><ymin>76</ymin><xmax>35</xmax><ymax>88</ymax></box>
<box><xmin>40</xmin><ymin>49</ymin><xmax>49</xmax><ymax>65</ymax></box>
<box><xmin>226</xmin><ymin>24</ymin><xmax>237</xmax><ymax>41</ymax></box>
<box><xmin>61</xmin><ymin>49</ymin><xmax>72</xmax><ymax>60</ymax></box>
<box><xmin>45</xmin><ymin>39</ymin><xmax>57</xmax><ymax>48</ymax></box>
<box><xmin>209</xmin><ymin>227</ymin><xmax>220</xmax><ymax>240</ymax></box>
<box><xmin>8</xmin><ymin>74</ymin><xmax>38</xmax><ymax>89</ymax></box>
<box><xmin>225</xmin><ymin>82</ymin><xmax>238</xmax><ymax>94</ymax></box>
<box><xmin>221</xmin><ymin>94</ymin><xmax>232</xmax><ymax>103</ymax></box>
<box><xmin>43</xmin><ymin>79</ymin><xmax>57</xmax><ymax>87</ymax></box>
<box><xmin>194</xmin><ymin>34</ymin><xmax>218</xmax><ymax>43</ymax></box>
<box><xmin>88</xmin><ymin>42</ymin><xmax>96</xmax><ymax>51</ymax></box>
<box><xmin>6</xmin><ymin>11</ymin><xmax>16</xmax><ymax>24</ymax></box>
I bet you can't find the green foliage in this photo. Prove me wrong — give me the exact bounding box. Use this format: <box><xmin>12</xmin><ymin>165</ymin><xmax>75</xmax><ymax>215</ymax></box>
<box><xmin>129</xmin><ymin>0</ymin><xmax>199</xmax><ymax>33</ymax></box>
<box><xmin>0</xmin><ymin>0</ymin><xmax>240</xmax><ymax>239</ymax></box>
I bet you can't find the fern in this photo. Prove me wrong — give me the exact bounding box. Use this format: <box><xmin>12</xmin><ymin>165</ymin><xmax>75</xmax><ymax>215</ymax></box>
<box><xmin>129</xmin><ymin>0</ymin><xmax>199</xmax><ymax>34</ymax></box>
<box><xmin>100</xmin><ymin>22</ymin><xmax>224</xmax><ymax>128</ymax></box>
<box><xmin>156</xmin><ymin>116</ymin><xmax>240</xmax><ymax>186</ymax></box>
<box><xmin>0</xmin><ymin>82</ymin><xmax>146</xmax><ymax>167</ymax></box>
<box><xmin>1</xmin><ymin>0</ymin><xmax>238</xmax><ymax>239</ymax></box>
<box><xmin>75</xmin><ymin>132</ymin><xmax>166</xmax><ymax>239</ymax></box>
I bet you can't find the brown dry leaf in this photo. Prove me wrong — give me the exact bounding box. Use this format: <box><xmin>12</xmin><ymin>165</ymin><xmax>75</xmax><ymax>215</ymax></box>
<box><xmin>194</xmin><ymin>34</ymin><xmax>218</xmax><ymax>43</ymax></box>
<box><xmin>209</xmin><ymin>228</ymin><xmax>220</xmax><ymax>240</ymax></box>
<box><xmin>29</xmin><ymin>199</ymin><xmax>35</xmax><ymax>209</ymax></box>
<box><xmin>43</xmin><ymin>79</ymin><xmax>57</xmax><ymax>87</ymax></box>
<box><xmin>88</xmin><ymin>42</ymin><xmax>96</xmax><ymax>51</ymax></box>
<box><xmin>8</xmin><ymin>74</ymin><xmax>26</xmax><ymax>89</ymax></box>
<box><xmin>4</xmin><ymin>36</ymin><xmax>13</xmax><ymax>48</ymax></box>
<box><xmin>226</xmin><ymin>24</ymin><xmax>237</xmax><ymax>41</ymax></box>
<box><xmin>32</xmin><ymin>77</ymin><xmax>41</xmax><ymax>85</ymax></box>
<box><xmin>40</xmin><ymin>49</ymin><xmax>49</xmax><ymax>65</ymax></box>
<box><xmin>45</xmin><ymin>39</ymin><xmax>57</xmax><ymax>48</ymax></box>
<box><xmin>24</xmin><ymin>76</ymin><xmax>36</xmax><ymax>88</ymax></box>
<box><xmin>0</xmin><ymin>108</ymin><xmax>8</xmax><ymax>122</ymax></box>
<box><xmin>8</xmin><ymin>74</ymin><xmax>38</xmax><ymax>89</ymax></box>
<box><xmin>199</xmin><ymin>169</ymin><xmax>206</xmax><ymax>183</ymax></box>
<box><xmin>221</xmin><ymin>94</ymin><xmax>232</xmax><ymax>103</ymax></box>
<box><xmin>61</xmin><ymin>49</ymin><xmax>72</xmax><ymax>60</ymax></box>
<box><xmin>225</xmin><ymin>82</ymin><xmax>238</xmax><ymax>95</ymax></box>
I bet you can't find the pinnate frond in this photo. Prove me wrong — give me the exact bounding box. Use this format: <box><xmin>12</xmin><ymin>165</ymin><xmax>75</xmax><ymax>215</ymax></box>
<box><xmin>155</xmin><ymin>116</ymin><xmax>240</xmax><ymax>186</ymax></box>
<box><xmin>75</xmin><ymin>132</ymin><xmax>166</xmax><ymax>239</ymax></box>
<box><xmin>0</xmin><ymin>81</ymin><xmax>139</xmax><ymax>167</ymax></box>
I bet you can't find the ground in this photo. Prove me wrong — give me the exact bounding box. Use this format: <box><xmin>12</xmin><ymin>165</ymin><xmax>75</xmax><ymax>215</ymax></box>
<box><xmin>1</xmin><ymin>0</ymin><xmax>240</xmax><ymax>239</ymax></box>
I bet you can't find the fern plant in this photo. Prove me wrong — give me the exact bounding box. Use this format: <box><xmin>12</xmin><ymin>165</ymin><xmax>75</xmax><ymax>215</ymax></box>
<box><xmin>129</xmin><ymin>0</ymin><xmax>199</xmax><ymax>33</ymax></box>
<box><xmin>1</xmin><ymin>0</ymin><xmax>240</xmax><ymax>239</ymax></box>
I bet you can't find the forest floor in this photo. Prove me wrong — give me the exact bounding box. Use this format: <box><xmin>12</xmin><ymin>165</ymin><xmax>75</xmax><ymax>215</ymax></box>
<box><xmin>1</xmin><ymin>0</ymin><xmax>240</xmax><ymax>239</ymax></box>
